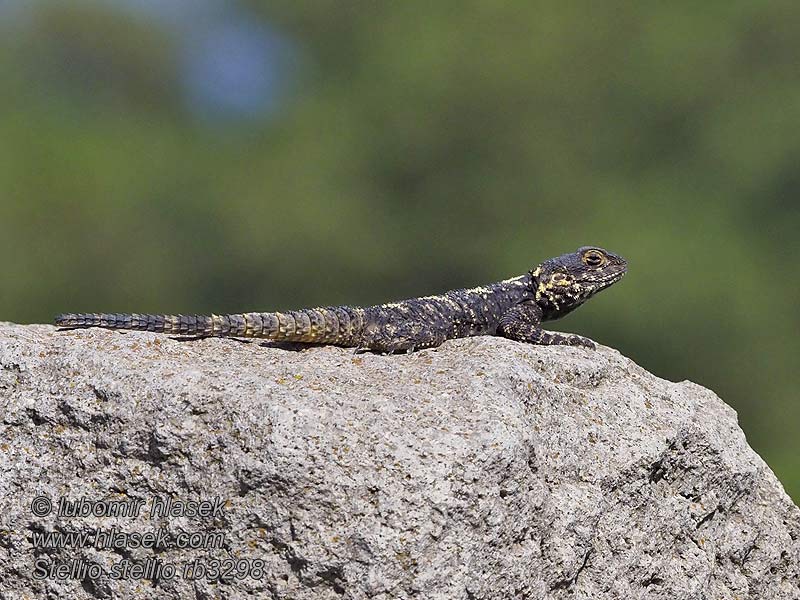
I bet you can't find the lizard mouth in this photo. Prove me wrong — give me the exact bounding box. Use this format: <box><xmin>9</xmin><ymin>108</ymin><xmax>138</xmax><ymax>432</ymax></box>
<box><xmin>592</xmin><ymin>265</ymin><xmax>627</xmax><ymax>289</ymax></box>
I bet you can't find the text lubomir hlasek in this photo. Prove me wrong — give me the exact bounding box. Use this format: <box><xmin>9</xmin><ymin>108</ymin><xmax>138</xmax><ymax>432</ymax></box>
<box><xmin>55</xmin><ymin>496</ymin><xmax>226</xmax><ymax>519</ymax></box>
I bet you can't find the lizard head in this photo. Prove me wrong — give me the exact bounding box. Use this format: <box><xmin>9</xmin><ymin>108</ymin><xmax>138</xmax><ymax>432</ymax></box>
<box><xmin>531</xmin><ymin>246</ymin><xmax>627</xmax><ymax>317</ymax></box>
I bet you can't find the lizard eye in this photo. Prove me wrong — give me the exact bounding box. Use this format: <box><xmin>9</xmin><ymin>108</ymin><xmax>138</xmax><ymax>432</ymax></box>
<box><xmin>582</xmin><ymin>250</ymin><xmax>606</xmax><ymax>267</ymax></box>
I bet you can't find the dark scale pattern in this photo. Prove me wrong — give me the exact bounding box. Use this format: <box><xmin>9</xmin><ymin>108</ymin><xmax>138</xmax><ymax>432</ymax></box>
<box><xmin>55</xmin><ymin>247</ymin><xmax>627</xmax><ymax>353</ymax></box>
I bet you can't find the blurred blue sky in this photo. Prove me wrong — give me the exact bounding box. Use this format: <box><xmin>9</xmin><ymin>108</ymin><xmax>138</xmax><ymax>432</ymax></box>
<box><xmin>2</xmin><ymin>0</ymin><xmax>292</xmax><ymax>121</ymax></box>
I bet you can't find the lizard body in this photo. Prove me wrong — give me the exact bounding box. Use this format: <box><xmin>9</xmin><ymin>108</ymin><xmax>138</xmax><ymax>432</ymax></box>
<box><xmin>55</xmin><ymin>246</ymin><xmax>626</xmax><ymax>352</ymax></box>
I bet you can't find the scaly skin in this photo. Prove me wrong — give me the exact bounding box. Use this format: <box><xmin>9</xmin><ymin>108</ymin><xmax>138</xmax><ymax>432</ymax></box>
<box><xmin>55</xmin><ymin>246</ymin><xmax>627</xmax><ymax>353</ymax></box>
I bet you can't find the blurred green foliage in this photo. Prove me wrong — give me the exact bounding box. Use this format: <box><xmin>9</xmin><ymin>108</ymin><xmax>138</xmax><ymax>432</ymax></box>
<box><xmin>0</xmin><ymin>1</ymin><xmax>797</xmax><ymax>499</ymax></box>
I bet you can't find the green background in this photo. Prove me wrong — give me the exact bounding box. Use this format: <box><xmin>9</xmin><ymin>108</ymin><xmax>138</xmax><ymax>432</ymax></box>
<box><xmin>1</xmin><ymin>1</ymin><xmax>797</xmax><ymax>500</ymax></box>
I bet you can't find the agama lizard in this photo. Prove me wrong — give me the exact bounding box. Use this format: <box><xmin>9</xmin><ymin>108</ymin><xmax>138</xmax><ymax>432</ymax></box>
<box><xmin>55</xmin><ymin>246</ymin><xmax>627</xmax><ymax>353</ymax></box>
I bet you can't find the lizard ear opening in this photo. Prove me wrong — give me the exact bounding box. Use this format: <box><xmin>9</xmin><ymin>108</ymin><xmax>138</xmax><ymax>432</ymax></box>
<box><xmin>551</xmin><ymin>272</ymin><xmax>572</xmax><ymax>286</ymax></box>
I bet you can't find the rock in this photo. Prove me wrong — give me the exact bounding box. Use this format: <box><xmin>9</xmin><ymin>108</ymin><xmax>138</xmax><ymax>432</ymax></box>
<box><xmin>0</xmin><ymin>322</ymin><xmax>797</xmax><ymax>599</ymax></box>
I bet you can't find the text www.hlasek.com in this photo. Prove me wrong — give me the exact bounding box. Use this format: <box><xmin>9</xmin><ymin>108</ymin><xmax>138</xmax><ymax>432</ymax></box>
<box><xmin>32</xmin><ymin>526</ymin><xmax>224</xmax><ymax>551</ymax></box>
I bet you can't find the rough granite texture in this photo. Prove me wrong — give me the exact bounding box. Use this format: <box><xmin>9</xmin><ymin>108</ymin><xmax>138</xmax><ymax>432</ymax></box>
<box><xmin>0</xmin><ymin>323</ymin><xmax>797</xmax><ymax>600</ymax></box>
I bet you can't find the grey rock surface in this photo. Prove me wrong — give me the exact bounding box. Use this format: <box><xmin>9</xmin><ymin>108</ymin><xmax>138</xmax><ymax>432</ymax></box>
<box><xmin>0</xmin><ymin>322</ymin><xmax>797</xmax><ymax>599</ymax></box>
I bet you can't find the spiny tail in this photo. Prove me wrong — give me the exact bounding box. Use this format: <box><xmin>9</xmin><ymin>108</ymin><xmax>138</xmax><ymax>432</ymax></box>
<box><xmin>55</xmin><ymin>307</ymin><xmax>366</xmax><ymax>346</ymax></box>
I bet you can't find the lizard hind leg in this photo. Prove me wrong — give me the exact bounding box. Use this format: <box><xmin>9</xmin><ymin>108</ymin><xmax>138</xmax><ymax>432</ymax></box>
<box><xmin>366</xmin><ymin>321</ymin><xmax>447</xmax><ymax>354</ymax></box>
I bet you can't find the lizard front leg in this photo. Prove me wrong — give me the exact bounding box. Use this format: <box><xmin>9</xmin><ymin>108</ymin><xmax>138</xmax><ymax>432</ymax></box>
<box><xmin>497</xmin><ymin>301</ymin><xmax>595</xmax><ymax>349</ymax></box>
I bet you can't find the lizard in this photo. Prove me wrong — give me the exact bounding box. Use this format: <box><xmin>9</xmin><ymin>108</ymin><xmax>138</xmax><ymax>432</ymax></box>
<box><xmin>55</xmin><ymin>246</ymin><xmax>627</xmax><ymax>353</ymax></box>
